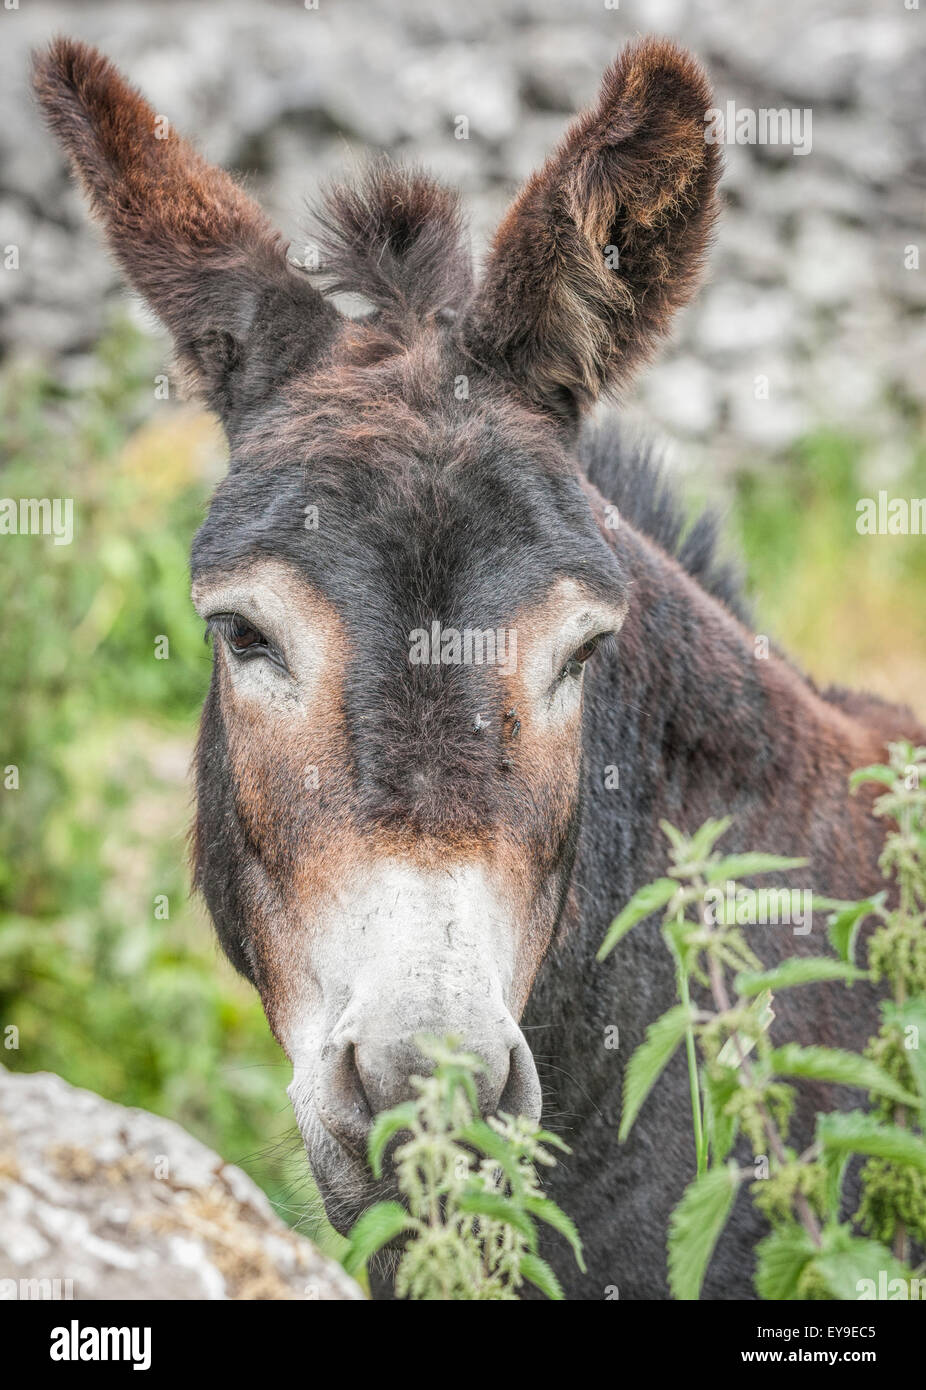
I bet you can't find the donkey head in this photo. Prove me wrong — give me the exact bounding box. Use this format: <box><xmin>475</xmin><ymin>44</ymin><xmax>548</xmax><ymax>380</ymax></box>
<box><xmin>36</xmin><ymin>37</ymin><xmax>719</xmax><ymax>1227</ymax></box>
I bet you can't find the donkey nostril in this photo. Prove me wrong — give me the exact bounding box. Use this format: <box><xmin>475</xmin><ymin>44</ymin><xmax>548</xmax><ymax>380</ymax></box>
<box><xmin>498</xmin><ymin>1042</ymin><xmax>543</xmax><ymax>1123</ymax></box>
<box><xmin>316</xmin><ymin>1041</ymin><xmax>373</xmax><ymax>1158</ymax></box>
<box><xmin>319</xmin><ymin>1033</ymin><xmax>543</xmax><ymax>1151</ymax></box>
<box><xmin>353</xmin><ymin>1038</ymin><xmax>423</xmax><ymax>1117</ymax></box>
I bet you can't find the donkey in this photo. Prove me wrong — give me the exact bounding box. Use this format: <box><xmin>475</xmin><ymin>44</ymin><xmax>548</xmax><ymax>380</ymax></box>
<box><xmin>35</xmin><ymin>35</ymin><xmax>924</xmax><ymax>1300</ymax></box>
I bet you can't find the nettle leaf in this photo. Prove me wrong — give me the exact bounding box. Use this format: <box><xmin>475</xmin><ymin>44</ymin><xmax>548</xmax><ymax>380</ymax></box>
<box><xmin>660</xmin><ymin>821</ymin><xmax>689</xmax><ymax>855</ymax></box>
<box><xmin>343</xmin><ymin>1201</ymin><xmax>413</xmax><ymax>1277</ymax></box>
<box><xmin>815</xmin><ymin>1235</ymin><xmax>914</xmax><ymax>1301</ymax></box>
<box><xmin>817</xmin><ymin>1110</ymin><xmax>926</xmax><ymax>1174</ymax></box>
<box><xmin>456</xmin><ymin>1190</ymin><xmax>537</xmax><ymax>1248</ymax></box>
<box><xmin>849</xmin><ymin>765</ymin><xmax>897</xmax><ymax>792</ymax></box>
<box><xmin>735</xmin><ymin>958</ymin><xmax>867</xmax><ymax>997</ymax></box>
<box><xmin>519</xmin><ymin>1253</ymin><xmax>564</xmax><ymax>1300</ymax></box>
<box><xmin>702</xmin><ymin>1065</ymin><xmax>740</xmax><ymax>1164</ymax></box>
<box><xmin>882</xmin><ymin>997</ymin><xmax>926</xmax><ymax>1127</ymax></box>
<box><xmin>705</xmin><ymin>853</ymin><xmax>807</xmax><ymax>884</ymax></box>
<box><xmin>825</xmin><ymin>897</ymin><xmax>883</xmax><ymax>965</ymax></box>
<box><xmin>716</xmin><ymin>989</ymin><xmax>775</xmax><ymax>1069</ymax></box>
<box><xmin>823</xmin><ymin>1149</ymin><xmax>852</xmax><ymax>1224</ymax></box>
<box><xmin>459</xmin><ymin>1118</ymin><xmax>526</xmax><ymax>1190</ymax></box>
<box><xmin>598</xmin><ymin>878</ymin><xmax>678</xmax><ymax>961</ymax></box>
<box><xmin>754</xmin><ymin>1224</ymin><xmax>817</xmax><ymax>1300</ymax></box>
<box><xmin>368</xmin><ymin>1101</ymin><xmax>418</xmax><ymax>1180</ymax></box>
<box><xmin>768</xmin><ymin>1044</ymin><xmax>920</xmax><ymax>1109</ymax></box>
<box><xmin>668</xmin><ymin>1162</ymin><xmax>740</xmax><ymax>1301</ymax></box>
<box><xmin>522</xmin><ymin>1194</ymin><xmax>586</xmax><ymax>1272</ymax></box>
<box><xmin>686</xmin><ymin>816</ymin><xmax>733</xmax><ymax>863</ymax></box>
<box><xmin>534</xmin><ymin>1128</ymin><xmax>571</xmax><ymax>1154</ymax></box>
<box><xmin>619</xmin><ymin>1004</ymin><xmax>696</xmax><ymax>1142</ymax></box>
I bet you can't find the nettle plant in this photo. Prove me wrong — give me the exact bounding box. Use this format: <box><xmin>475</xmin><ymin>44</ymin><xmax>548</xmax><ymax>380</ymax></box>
<box><xmin>344</xmin><ymin>1038</ymin><xmax>584</xmax><ymax>1300</ymax></box>
<box><xmin>599</xmin><ymin>741</ymin><xmax>926</xmax><ymax>1300</ymax></box>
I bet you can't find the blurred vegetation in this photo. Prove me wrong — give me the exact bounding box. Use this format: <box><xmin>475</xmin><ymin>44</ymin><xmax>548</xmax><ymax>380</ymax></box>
<box><xmin>0</xmin><ymin>318</ymin><xmax>923</xmax><ymax>1269</ymax></box>
<box><xmin>0</xmin><ymin>317</ymin><xmax>341</xmax><ymax>1257</ymax></box>
<box><xmin>733</xmin><ymin>433</ymin><xmax>926</xmax><ymax>715</ymax></box>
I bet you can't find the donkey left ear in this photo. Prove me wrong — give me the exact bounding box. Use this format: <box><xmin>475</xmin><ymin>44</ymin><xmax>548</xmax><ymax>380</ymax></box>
<box><xmin>463</xmin><ymin>37</ymin><xmax>720</xmax><ymax>423</ymax></box>
<box><xmin>33</xmin><ymin>37</ymin><xmax>340</xmax><ymax>423</ymax></box>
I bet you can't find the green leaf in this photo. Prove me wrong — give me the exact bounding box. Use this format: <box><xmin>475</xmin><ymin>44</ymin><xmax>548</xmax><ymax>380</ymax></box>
<box><xmin>343</xmin><ymin>1201</ymin><xmax>412</xmax><ymax>1277</ymax></box>
<box><xmin>686</xmin><ymin>816</ymin><xmax>733</xmax><ymax>863</ymax></box>
<box><xmin>882</xmin><ymin>998</ymin><xmax>926</xmax><ymax>1128</ymax></box>
<box><xmin>458</xmin><ymin>1118</ymin><xmax>528</xmax><ymax>1196</ymax></box>
<box><xmin>598</xmin><ymin>878</ymin><xmax>679</xmax><ymax>961</ymax></box>
<box><xmin>619</xmin><ymin>1004</ymin><xmax>696</xmax><ymax>1142</ymax></box>
<box><xmin>533</xmin><ymin>1128</ymin><xmax>572</xmax><ymax>1154</ymax></box>
<box><xmin>522</xmin><ymin>1194</ymin><xmax>586</xmax><ymax>1272</ymax></box>
<box><xmin>815</xmin><ymin>1236</ymin><xmax>914</xmax><ymax>1301</ymax></box>
<box><xmin>701</xmin><ymin>1065</ymin><xmax>740</xmax><ymax>1164</ymax></box>
<box><xmin>812</xmin><ymin>896</ymin><xmax>860</xmax><ymax>913</ymax></box>
<box><xmin>754</xmin><ymin>1224</ymin><xmax>817</xmax><ymax>1300</ymax></box>
<box><xmin>668</xmin><ymin>1162</ymin><xmax>740</xmax><ymax>1301</ymax></box>
<box><xmin>735</xmin><ymin>958</ymin><xmax>867</xmax><ymax>996</ymax></box>
<box><xmin>456</xmin><ymin>1190</ymin><xmax>537</xmax><ymax>1249</ymax></box>
<box><xmin>368</xmin><ymin>1101</ymin><xmax>418</xmax><ymax>1180</ymax></box>
<box><xmin>768</xmin><ymin>1044</ymin><xmax>920</xmax><ymax>1109</ymax></box>
<box><xmin>819</xmin><ymin>1134</ymin><xmax>853</xmax><ymax>1222</ymax></box>
<box><xmin>817</xmin><ymin>1110</ymin><xmax>926</xmax><ymax>1173</ymax></box>
<box><xmin>705</xmin><ymin>853</ymin><xmax>807</xmax><ymax>884</ymax></box>
<box><xmin>716</xmin><ymin>989</ymin><xmax>775</xmax><ymax>1069</ymax></box>
<box><xmin>659</xmin><ymin>821</ymin><xmax>689</xmax><ymax>855</ymax></box>
<box><xmin>518</xmin><ymin>1252</ymin><xmax>564</xmax><ymax>1300</ymax></box>
<box><xmin>826</xmin><ymin>897</ymin><xmax>882</xmax><ymax>965</ymax></box>
<box><xmin>459</xmin><ymin>1117</ymin><xmax>518</xmax><ymax>1165</ymax></box>
<box><xmin>849</xmin><ymin>764</ymin><xmax>897</xmax><ymax>792</ymax></box>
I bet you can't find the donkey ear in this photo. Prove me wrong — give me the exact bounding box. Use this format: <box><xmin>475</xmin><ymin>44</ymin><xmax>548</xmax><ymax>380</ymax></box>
<box><xmin>463</xmin><ymin>38</ymin><xmax>720</xmax><ymax>422</ymax></box>
<box><xmin>33</xmin><ymin>38</ymin><xmax>339</xmax><ymax>421</ymax></box>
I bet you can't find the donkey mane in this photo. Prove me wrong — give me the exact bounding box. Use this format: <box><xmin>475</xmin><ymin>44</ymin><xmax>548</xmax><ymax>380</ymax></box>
<box><xmin>580</xmin><ymin>421</ymin><xmax>748</xmax><ymax>622</ymax></box>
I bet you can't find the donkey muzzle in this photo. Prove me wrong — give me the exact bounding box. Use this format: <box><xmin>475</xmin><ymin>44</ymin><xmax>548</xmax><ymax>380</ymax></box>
<box><xmin>313</xmin><ymin>1024</ymin><xmax>541</xmax><ymax>1159</ymax></box>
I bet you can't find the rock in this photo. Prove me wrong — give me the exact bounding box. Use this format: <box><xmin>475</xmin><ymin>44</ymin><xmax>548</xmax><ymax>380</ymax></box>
<box><xmin>0</xmin><ymin>1066</ymin><xmax>363</xmax><ymax>1301</ymax></box>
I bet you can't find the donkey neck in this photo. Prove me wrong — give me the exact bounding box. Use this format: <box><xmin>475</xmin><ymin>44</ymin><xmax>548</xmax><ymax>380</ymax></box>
<box><xmin>600</xmin><ymin>515</ymin><xmax>888</xmax><ymax>865</ymax></box>
<box><xmin>522</xmin><ymin>490</ymin><xmax>912</xmax><ymax>1129</ymax></box>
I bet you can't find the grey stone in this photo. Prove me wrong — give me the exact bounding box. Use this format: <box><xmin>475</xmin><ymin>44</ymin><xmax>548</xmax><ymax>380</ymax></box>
<box><xmin>0</xmin><ymin>1066</ymin><xmax>364</xmax><ymax>1301</ymax></box>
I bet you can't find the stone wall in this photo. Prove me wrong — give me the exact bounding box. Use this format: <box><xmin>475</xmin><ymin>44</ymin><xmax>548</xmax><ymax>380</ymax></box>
<box><xmin>1</xmin><ymin>0</ymin><xmax>923</xmax><ymax>467</ymax></box>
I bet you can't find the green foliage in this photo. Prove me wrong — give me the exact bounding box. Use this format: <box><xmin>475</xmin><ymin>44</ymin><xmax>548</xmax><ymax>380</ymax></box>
<box><xmin>600</xmin><ymin>742</ymin><xmax>926</xmax><ymax>1299</ymax></box>
<box><xmin>619</xmin><ymin>1004</ymin><xmax>696</xmax><ymax>1142</ymax></box>
<box><xmin>668</xmin><ymin>1163</ymin><xmax>740</xmax><ymax>1301</ymax></box>
<box><xmin>344</xmin><ymin>1038</ymin><xmax>583</xmax><ymax>1300</ymax></box>
<box><xmin>597</xmin><ymin>877</ymin><xmax>678</xmax><ymax>960</ymax></box>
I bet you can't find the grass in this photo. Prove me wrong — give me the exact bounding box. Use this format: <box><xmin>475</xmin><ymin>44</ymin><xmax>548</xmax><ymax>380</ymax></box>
<box><xmin>1</xmin><ymin>317</ymin><xmax>923</xmax><ymax>1269</ymax></box>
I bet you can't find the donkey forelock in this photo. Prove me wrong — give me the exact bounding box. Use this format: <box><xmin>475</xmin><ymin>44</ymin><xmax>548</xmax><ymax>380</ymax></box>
<box><xmin>310</xmin><ymin>160</ymin><xmax>473</xmax><ymax>323</ymax></box>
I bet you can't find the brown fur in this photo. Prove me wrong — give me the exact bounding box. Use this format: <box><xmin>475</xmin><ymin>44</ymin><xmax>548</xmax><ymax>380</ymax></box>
<box><xmin>463</xmin><ymin>37</ymin><xmax>721</xmax><ymax>418</ymax></box>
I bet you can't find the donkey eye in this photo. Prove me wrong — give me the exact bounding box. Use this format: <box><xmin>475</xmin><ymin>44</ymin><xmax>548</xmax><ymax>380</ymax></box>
<box><xmin>208</xmin><ymin>612</ymin><xmax>280</xmax><ymax>664</ymax></box>
<box><xmin>560</xmin><ymin>635</ymin><xmax>603</xmax><ymax>681</ymax></box>
<box><xmin>228</xmin><ymin>616</ymin><xmax>265</xmax><ymax>651</ymax></box>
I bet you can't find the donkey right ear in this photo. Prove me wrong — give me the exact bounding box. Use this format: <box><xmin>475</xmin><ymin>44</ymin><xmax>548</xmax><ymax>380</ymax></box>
<box><xmin>33</xmin><ymin>38</ymin><xmax>339</xmax><ymax>422</ymax></box>
<box><xmin>463</xmin><ymin>38</ymin><xmax>720</xmax><ymax>424</ymax></box>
